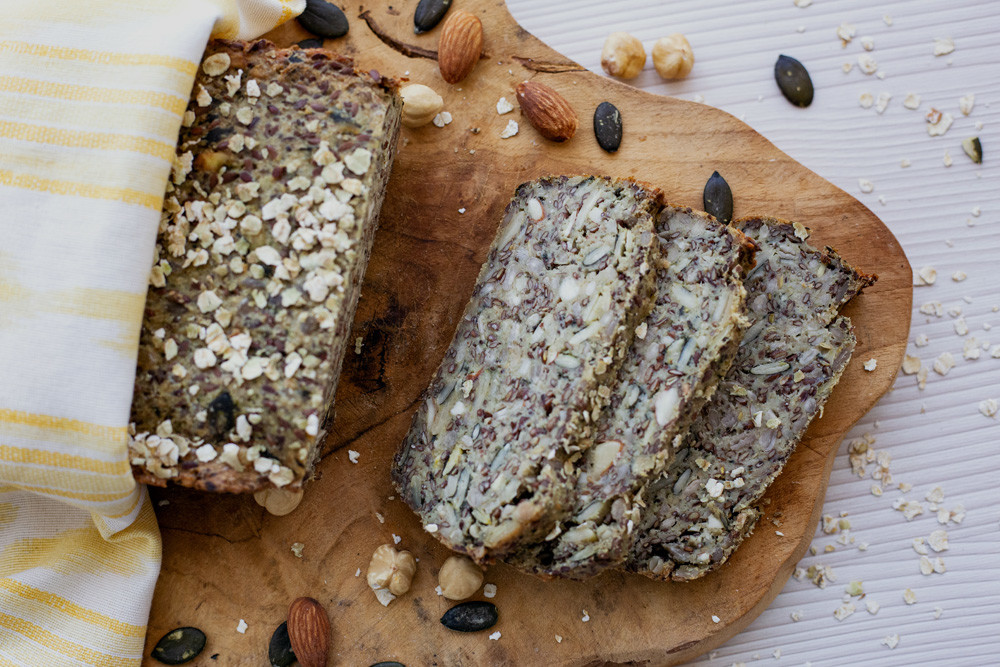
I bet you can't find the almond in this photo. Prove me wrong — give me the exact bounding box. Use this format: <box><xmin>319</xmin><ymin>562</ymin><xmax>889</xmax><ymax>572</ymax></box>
<box><xmin>438</xmin><ymin>10</ymin><xmax>483</xmax><ymax>84</ymax></box>
<box><xmin>287</xmin><ymin>597</ymin><xmax>330</xmax><ymax>667</ymax></box>
<box><xmin>514</xmin><ymin>81</ymin><xmax>578</xmax><ymax>142</ymax></box>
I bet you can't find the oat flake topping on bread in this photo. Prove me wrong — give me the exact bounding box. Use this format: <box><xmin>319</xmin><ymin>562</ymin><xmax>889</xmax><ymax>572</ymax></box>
<box><xmin>129</xmin><ymin>40</ymin><xmax>402</xmax><ymax>492</ymax></box>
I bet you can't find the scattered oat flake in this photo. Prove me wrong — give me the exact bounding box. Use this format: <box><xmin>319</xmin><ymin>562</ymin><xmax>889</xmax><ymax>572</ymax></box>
<box><xmin>290</xmin><ymin>542</ymin><xmax>304</xmax><ymax>558</ymax></box>
<box><xmin>859</xmin><ymin>92</ymin><xmax>874</xmax><ymax>109</ymax></box>
<box><xmin>979</xmin><ymin>398</ymin><xmax>998</xmax><ymax>417</ymax></box>
<box><xmin>237</xmin><ymin>619</ymin><xmax>248</xmax><ymax>634</ymax></box>
<box><xmin>773</xmin><ymin>649</ymin><xmax>782</xmax><ymax>659</ymax></box>
<box><xmin>915</xmin><ymin>266</ymin><xmax>937</xmax><ymax>285</ymax></box>
<box><xmin>790</xmin><ymin>610</ymin><xmax>803</xmax><ymax>622</ymax></box>
<box><xmin>954</xmin><ymin>318</ymin><xmax>969</xmax><ymax>336</ymax></box>
<box><xmin>483</xmin><ymin>583</ymin><xmax>497</xmax><ymax>598</ymax></box>
<box><xmin>875</xmin><ymin>92</ymin><xmax>892</xmax><ymax>114</ymax></box>
<box><xmin>581</xmin><ymin>610</ymin><xmax>590</xmax><ymax>622</ymax></box>
<box><xmin>845</xmin><ymin>581</ymin><xmax>864</xmax><ymax>596</ymax></box>
<box><xmin>858</xmin><ymin>179</ymin><xmax>874</xmax><ymax>193</ymax></box>
<box><xmin>458</xmin><ymin>207</ymin><xmax>466</xmax><ymax>214</ymax></box>
<box><xmin>971</xmin><ymin>206</ymin><xmax>981</xmax><ymax>217</ymax></box>
<box><xmin>943</xmin><ymin>151</ymin><xmax>953</xmax><ymax>167</ymax></box>
<box><xmin>555</xmin><ymin>634</ymin><xmax>563</xmax><ymax>643</ymax></box>
<box><xmin>927</xmin><ymin>111</ymin><xmax>954</xmax><ymax>137</ymax></box>
<box><xmin>858</xmin><ymin>53</ymin><xmax>877</xmax><ymax>74</ymax></box>
<box><xmin>500</xmin><ymin>119</ymin><xmax>519</xmax><ymax>139</ymax></box>
<box><xmin>866</xmin><ymin>600</ymin><xmax>880</xmax><ymax>615</ymax></box>
<box><xmin>794</xmin><ymin>0</ymin><xmax>812</xmax><ymax>6</ymax></box>
<box><xmin>861</xmin><ymin>36</ymin><xmax>875</xmax><ymax>51</ymax></box>
<box><xmin>934</xmin><ymin>606</ymin><xmax>943</xmax><ymax>619</ymax></box>
<box><xmin>842</xmin><ymin>62</ymin><xmax>853</xmax><ymax>74</ymax></box>
<box><xmin>893</xmin><ymin>498</ymin><xmax>924</xmax><ymax>520</ymax></box>
<box><xmin>711</xmin><ymin>615</ymin><xmax>721</xmax><ymax>623</ymax></box>
<box><xmin>489</xmin><ymin>631</ymin><xmax>501</xmax><ymax>641</ymax></box>
<box><xmin>836</xmin><ymin>23</ymin><xmax>856</xmax><ymax>46</ymax></box>
<box><xmin>903</xmin><ymin>93</ymin><xmax>921</xmax><ymax>110</ymax></box>
<box><xmin>355</xmin><ymin>567</ymin><xmax>361</xmax><ymax>577</ymax></box>
<box><xmin>883</xmin><ymin>14</ymin><xmax>893</xmax><ymax>26</ymax></box>
<box><xmin>392</xmin><ymin>533</ymin><xmax>401</xmax><ymax>544</ymax></box>
<box><xmin>901</xmin><ymin>355</ymin><xmax>921</xmax><ymax>375</ymax></box>
<box><xmin>903</xmin><ymin>588</ymin><xmax>917</xmax><ymax>605</ymax></box>
<box><xmin>959</xmin><ymin>93</ymin><xmax>975</xmax><ymax>116</ymax></box>
<box><xmin>913</xmin><ymin>537</ymin><xmax>929</xmax><ymax>555</ymax></box>
<box><xmin>952</xmin><ymin>271</ymin><xmax>968</xmax><ymax>282</ymax></box>
<box><xmin>833</xmin><ymin>601</ymin><xmax>856</xmax><ymax>621</ymax></box>
<box><xmin>932</xmin><ymin>352</ymin><xmax>955</xmax><ymax>375</ymax></box>
<box><xmin>882</xmin><ymin>634</ymin><xmax>900</xmax><ymax>650</ymax></box>
<box><xmin>432</xmin><ymin>111</ymin><xmax>453</xmax><ymax>127</ymax></box>
<box><xmin>348</xmin><ymin>450</ymin><xmax>360</xmax><ymax>463</ymax></box>
<box><xmin>933</xmin><ymin>37</ymin><xmax>955</xmax><ymax>56</ymax></box>
<box><xmin>926</xmin><ymin>486</ymin><xmax>945</xmax><ymax>503</ymax></box>
<box><xmin>496</xmin><ymin>96</ymin><xmax>514</xmax><ymax>115</ymax></box>
<box><xmin>900</xmin><ymin>158</ymin><xmax>911</xmax><ymax>168</ymax></box>
<box><xmin>864</xmin><ymin>358</ymin><xmax>877</xmax><ymax>371</ymax></box>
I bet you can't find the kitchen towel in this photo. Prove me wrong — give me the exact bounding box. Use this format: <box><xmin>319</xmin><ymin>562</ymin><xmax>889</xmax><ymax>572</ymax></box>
<box><xmin>0</xmin><ymin>1</ymin><xmax>303</xmax><ymax>663</ymax></box>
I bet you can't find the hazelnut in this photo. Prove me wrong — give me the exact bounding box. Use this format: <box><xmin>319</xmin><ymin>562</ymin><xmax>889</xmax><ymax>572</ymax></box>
<box><xmin>600</xmin><ymin>32</ymin><xmax>646</xmax><ymax>79</ymax></box>
<box><xmin>400</xmin><ymin>84</ymin><xmax>444</xmax><ymax>128</ymax></box>
<box><xmin>438</xmin><ymin>555</ymin><xmax>484</xmax><ymax>600</ymax></box>
<box><xmin>253</xmin><ymin>487</ymin><xmax>304</xmax><ymax>516</ymax></box>
<box><xmin>652</xmin><ymin>34</ymin><xmax>694</xmax><ymax>80</ymax></box>
<box><xmin>367</xmin><ymin>544</ymin><xmax>417</xmax><ymax>597</ymax></box>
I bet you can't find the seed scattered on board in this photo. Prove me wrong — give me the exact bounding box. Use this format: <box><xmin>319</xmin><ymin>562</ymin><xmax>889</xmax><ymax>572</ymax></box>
<box><xmin>297</xmin><ymin>0</ymin><xmax>349</xmax><ymax>39</ymax></box>
<box><xmin>703</xmin><ymin>171</ymin><xmax>734</xmax><ymax>224</ymax></box>
<box><xmin>593</xmin><ymin>102</ymin><xmax>623</xmax><ymax>153</ymax></box>
<box><xmin>962</xmin><ymin>137</ymin><xmax>982</xmax><ymax>164</ymax></box>
<box><xmin>414</xmin><ymin>0</ymin><xmax>452</xmax><ymax>34</ymax></box>
<box><xmin>774</xmin><ymin>54</ymin><xmax>814</xmax><ymax>107</ymax></box>
<box><xmin>268</xmin><ymin>621</ymin><xmax>296</xmax><ymax>667</ymax></box>
<box><xmin>440</xmin><ymin>601</ymin><xmax>499</xmax><ymax>632</ymax></box>
<box><xmin>151</xmin><ymin>627</ymin><xmax>206</xmax><ymax>665</ymax></box>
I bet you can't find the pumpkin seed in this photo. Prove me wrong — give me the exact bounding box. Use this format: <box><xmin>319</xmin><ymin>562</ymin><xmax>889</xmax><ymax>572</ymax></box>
<box><xmin>151</xmin><ymin>627</ymin><xmax>206</xmax><ymax>665</ymax></box>
<box><xmin>413</xmin><ymin>0</ymin><xmax>451</xmax><ymax>34</ymax></box>
<box><xmin>703</xmin><ymin>171</ymin><xmax>734</xmax><ymax>224</ymax></box>
<box><xmin>440</xmin><ymin>601</ymin><xmax>498</xmax><ymax>632</ymax></box>
<box><xmin>962</xmin><ymin>136</ymin><xmax>982</xmax><ymax>164</ymax></box>
<box><xmin>297</xmin><ymin>0</ymin><xmax>349</xmax><ymax>39</ymax></box>
<box><xmin>297</xmin><ymin>38</ymin><xmax>325</xmax><ymax>49</ymax></box>
<box><xmin>774</xmin><ymin>54</ymin><xmax>813</xmax><ymax>108</ymax></box>
<box><xmin>593</xmin><ymin>102</ymin><xmax>623</xmax><ymax>153</ymax></box>
<box><xmin>268</xmin><ymin>621</ymin><xmax>296</xmax><ymax>667</ymax></box>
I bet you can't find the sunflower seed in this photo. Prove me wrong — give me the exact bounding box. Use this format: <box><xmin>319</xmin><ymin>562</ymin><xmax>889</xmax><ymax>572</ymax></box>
<box><xmin>593</xmin><ymin>102</ymin><xmax>623</xmax><ymax>153</ymax></box>
<box><xmin>297</xmin><ymin>0</ymin><xmax>349</xmax><ymax>39</ymax></box>
<box><xmin>268</xmin><ymin>621</ymin><xmax>296</xmax><ymax>667</ymax></box>
<box><xmin>440</xmin><ymin>601</ymin><xmax>499</xmax><ymax>632</ymax></box>
<box><xmin>414</xmin><ymin>0</ymin><xmax>452</xmax><ymax>34</ymax></box>
<box><xmin>297</xmin><ymin>38</ymin><xmax>325</xmax><ymax>49</ymax></box>
<box><xmin>152</xmin><ymin>627</ymin><xmax>206</xmax><ymax>665</ymax></box>
<box><xmin>962</xmin><ymin>137</ymin><xmax>983</xmax><ymax>164</ymax></box>
<box><xmin>703</xmin><ymin>171</ymin><xmax>733</xmax><ymax>224</ymax></box>
<box><xmin>774</xmin><ymin>55</ymin><xmax>814</xmax><ymax>107</ymax></box>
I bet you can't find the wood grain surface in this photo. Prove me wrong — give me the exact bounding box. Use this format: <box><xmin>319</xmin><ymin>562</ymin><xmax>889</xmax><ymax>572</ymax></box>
<box><xmin>143</xmin><ymin>2</ymin><xmax>912</xmax><ymax>664</ymax></box>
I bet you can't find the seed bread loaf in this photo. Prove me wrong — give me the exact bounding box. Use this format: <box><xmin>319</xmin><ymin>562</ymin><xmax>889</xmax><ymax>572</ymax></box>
<box><xmin>627</xmin><ymin>217</ymin><xmax>876</xmax><ymax>580</ymax></box>
<box><xmin>128</xmin><ymin>40</ymin><xmax>402</xmax><ymax>492</ymax></box>
<box><xmin>393</xmin><ymin>176</ymin><xmax>661</xmax><ymax>562</ymax></box>
<box><xmin>507</xmin><ymin>206</ymin><xmax>756</xmax><ymax>578</ymax></box>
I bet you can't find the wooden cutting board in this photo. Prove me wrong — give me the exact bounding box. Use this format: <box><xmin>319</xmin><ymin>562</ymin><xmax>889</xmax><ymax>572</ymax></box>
<box><xmin>143</xmin><ymin>2</ymin><xmax>912</xmax><ymax>665</ymax></box>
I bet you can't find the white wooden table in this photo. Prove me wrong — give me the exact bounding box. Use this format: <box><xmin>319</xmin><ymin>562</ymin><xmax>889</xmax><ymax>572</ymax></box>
<box><xmin>506</xmin><ymin>1</ymin><xmax>1000</xmax><ymax>664</ymax></box>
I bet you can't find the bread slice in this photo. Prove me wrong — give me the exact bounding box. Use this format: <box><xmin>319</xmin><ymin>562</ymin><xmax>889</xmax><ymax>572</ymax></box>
<box><xmin>393</xmin><ymin>176</ymin><xmax>661</xmax><ymax>562</ymax></box>
<box><xmin>506</xmin><ymin>206</ymin><xmax>755</xmax><ymax>578</ymax></box>
<box><xmin>627</xmin><ymin>216</ymin><xmax>876</xmax><ymax>580</ymax></box>
<box><xmin>128</xmin><ymin>40</ymin><xmax>402</xmax><ymax>492</ymax></box>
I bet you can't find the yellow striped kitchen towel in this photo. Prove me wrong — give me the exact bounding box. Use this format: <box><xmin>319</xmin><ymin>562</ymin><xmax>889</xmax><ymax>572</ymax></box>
<box><xmin>0</xmin><ymin>1</ymin><xmax>304</xmax><ymax>664</ymax></box>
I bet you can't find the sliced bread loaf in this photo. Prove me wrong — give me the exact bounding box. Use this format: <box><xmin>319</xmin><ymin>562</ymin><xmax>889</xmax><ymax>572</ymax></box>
<box><xmin>627</xmin><ymin>217</ymin><xmax>876</xmax><ymax>580</ymax></box>
<box><xmin>507</xmin><ymin>206</ymin><xmax>755</xmax><ymax>578</ymax></box>
<box><xmin>393</xmin><ymin>176</ymin><xmax>661</xmax><ymax>562</ymax></box>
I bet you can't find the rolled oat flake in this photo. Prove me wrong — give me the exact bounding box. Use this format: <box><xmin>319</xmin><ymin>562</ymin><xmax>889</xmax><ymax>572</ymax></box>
<box><xmin>268</xmin><ymin>621</ymin><xmax>296</xmax><ymax>667</ymax></box>
<box><xmin>703</xmin><ymin>171</ymin><xmax>734</xmax><ymax>224</ymax></box>
<box><xmin>297</xmin><ymin>0</ymin><xmax>349</xmax><ymax>39</ymax></box>
<box><xmin>774</xmin><ymin>54</ymin><xmax>814</xmax><ymax>107</ymax></box>
<box><xmin>414</xmin><ymin>0</ymin><xmax>452</xmax><ymax>34</ymax></box>
<box><xmin>152</xmin><ymin>627</ymin><xmax>206</xmax><ymax>665</ymax></box>
<box><xmin>440</xmin><ymin>601</ymin><xmax>499</xmax><ymax>632</ymax></box>
<box><xmin>593</xmin><ymin>101</ymin><xmax>623</xmax><ymax>153</ymax></box>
